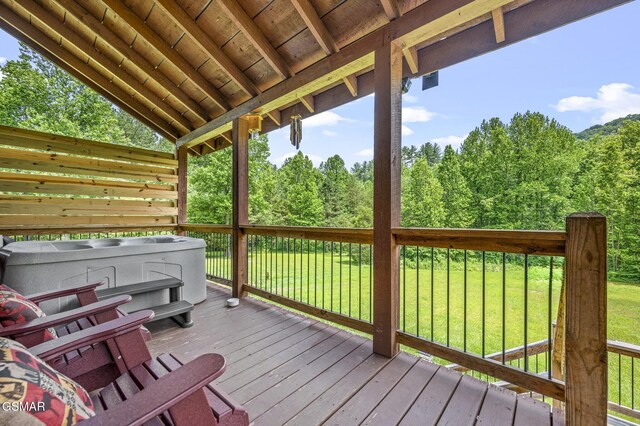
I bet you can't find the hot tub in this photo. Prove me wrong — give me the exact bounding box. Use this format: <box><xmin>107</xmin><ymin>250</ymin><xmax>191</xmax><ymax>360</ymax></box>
<box><xmin>0</xmin><ymin>235</ymin><xmax>206</xmax><ymax>314</ymax></box>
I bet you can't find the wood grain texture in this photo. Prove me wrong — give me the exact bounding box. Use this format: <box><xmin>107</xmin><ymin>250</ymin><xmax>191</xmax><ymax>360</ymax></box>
<box><xmin>232</xmin><ymin>117</ymin><xmax>249</xmax><ymax>298</ymax></box>
<box><xmin>564</xmin><ymin>213</ymin><xmax>608</xmax><ymax>424</ymax></box>
<box><xmin>372</xmin><ymin>41</ymin><xmax>402</xmax><ymax>358</ymax></box>
<box><xmin>177</xmin><ymin>146</ymin><xmax>188</xmax><ymax>227</ymax></box>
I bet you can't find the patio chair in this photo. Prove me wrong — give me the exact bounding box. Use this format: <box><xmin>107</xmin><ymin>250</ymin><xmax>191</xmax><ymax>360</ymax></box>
<box><xmin>21</xmin><ymin>310</ymin><xmax>249</xmax><ymax>425</ymax></box>
<box><xmin>0</xmin><ymin>281</ymin><xmax>150</xmax><ymax>389</ymax></box>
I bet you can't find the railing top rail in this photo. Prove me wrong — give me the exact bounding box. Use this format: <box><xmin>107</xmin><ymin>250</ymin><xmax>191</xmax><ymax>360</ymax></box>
<box><xmin>393</xmin><ymin>227</ymin><xmax>567</xmax><ymax>256</ymax></box>
<box><xmin>180</xmin><ymin>224</ymin><xmax>232</xmax><ymax>234</ymax></box>
<box><xmin>0</xmin><ymin>224</ymin><xmax>178</xmax><ymax>236</ymax></box>
<box><xmin>240</xmin><ymin>225</ymin><xmax>373</xmax><ymax>244</ymax></box>
<box><xmin>608</xmin><ymin>340</ymin><xmax>640</xmax><ymax>358</ymax></box>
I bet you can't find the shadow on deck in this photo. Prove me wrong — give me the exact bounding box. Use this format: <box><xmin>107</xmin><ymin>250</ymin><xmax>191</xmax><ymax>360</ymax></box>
<box><xmin>145</xmin><ymin>284</ymin><xmax>563</xmax><ymax>425</ymax></box>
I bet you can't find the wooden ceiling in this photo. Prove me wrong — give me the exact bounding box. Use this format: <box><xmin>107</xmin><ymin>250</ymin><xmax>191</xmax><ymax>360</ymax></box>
<box><xmin>0</xmin><ymin>0</ymin><xmax>631</xmax><ymax>155</ymax></box>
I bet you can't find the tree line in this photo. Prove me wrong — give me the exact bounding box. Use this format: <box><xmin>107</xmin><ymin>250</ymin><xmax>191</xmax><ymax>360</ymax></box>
<box><xmin>188</xmin><ymin>112</ymin><xmax>639</xmax><ymax>282</ymax></box>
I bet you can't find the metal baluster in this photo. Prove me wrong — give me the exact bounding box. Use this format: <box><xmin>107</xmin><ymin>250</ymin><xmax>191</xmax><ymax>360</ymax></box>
<box><xmin>416</xmin><ymin>246</ymin><xmax>420</xmax><ymax>337</ymax></box>
<box><xmin>524</xmin><ymin>254</ymin><xmax>529</xmax><ymax>372</ymax></box>
<box><xmin>502</xmin><ymin>252</ymin><xmax>506</xmax><ymax>364</ymax></box>
<box><xmin>482</xmin><ymin>251</ymin><xmax>486</xmax><ymax>358</ymax></box>
<box><xmin>403</xmin><ymin>245</ymin><xmax>406</xmax><ymax>332</ymax></box>
<box><xmin>464</xmin><ymin>250</ymin><xmax>467</xmax><ymax>352</ymax></box>
<box><xmin>548</xmin><ymin>257</ymin><xmax>554</xmax><ymax>379</ymax></box>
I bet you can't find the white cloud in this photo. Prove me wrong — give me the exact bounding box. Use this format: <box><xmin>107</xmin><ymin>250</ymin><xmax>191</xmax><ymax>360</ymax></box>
<box><xmin>431</xmin><ymin>134</ymin><xmax>469</xmax><ymax>150</ymax></box>
<box><xmin>554</xmin><ymin>83</ymin><xmax>640</xmax><ymax>123</ymax></box>
<box><xmin>402</xmin><ymin>125</ymin><xmax>414</xmax><ymax>136</ymax></box>
<box><xmin>403</xmin><ymin>94</ymin><xmax>418</xmax><ymax>103</ymax></box>
<box><xmin>356</xmin><ymin>148</ymin><xmax>373</xmax><ymax>158</ymax></box>
<box><xmin>322</xmin><ymin>130</ymin><xmax>337</xmax><ymax>137</ymax></box>
<box><xmin>303</xmin><ymin>111</ymin><xmax>352</xmax><ymax>128</ymax></box>
<box><xmin>0</xmin><ymin>57</ymin><xmax>6</xmax><ymax>65</ymax></box>
<box><xmin>273</xmin><ymin>152</ymin><xmax>324</xmax><ymax>167</ymax></box>
<box><xmin>402</xmin><ymin>106</ymin><xmax>436</xmax><ymax>123</ymax></box>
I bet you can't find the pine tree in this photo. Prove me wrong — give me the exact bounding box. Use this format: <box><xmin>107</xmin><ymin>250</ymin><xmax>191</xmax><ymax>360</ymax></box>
<box><xmin>437</xmin><ymin>145</ymin><xmax>473</xmax><ymax>228</ymax></box>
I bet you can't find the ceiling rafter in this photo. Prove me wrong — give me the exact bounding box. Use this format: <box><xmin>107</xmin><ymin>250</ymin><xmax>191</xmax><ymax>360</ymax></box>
<box><xmin>101</xmin><ymin>0</ymin><xmax>231</xmax><ymax>112</ymax></box>
<box><xmin>266</xmin><ymin>110</ymin><xmax>282</xmax><ymax>126</ymax></box>
<box><xmin>290</xmin><ymin>0</ymin><xmax>338</xmax><ymax>55</ymax></box>
<box><xmin>178</xmin><ymin>0</ymin><xmax>520</xmax><ymax>148</ymax></box>
<box><xmin>403</xmin><ymin>46</ymin><xmax>419</xmax><ymax>74</ymax></box>
<box><xmin>380</xmin><ymin>0</ymin><xmax>402</xmax><ymax>20</ymax></box>
<box><xmin>216</xmin><ymin>0</ymin><xmax>293</xmax><ymax>80</ymax></box>
<box><xmin>53</xmin><ymin>0</ymin><xmax>210</xmax><ymax>123</ymax></box>
<box><xmin>300</xmin><ymin>94</ymin><xmax>315</xmax><ymax>113</ymax></box>
<box><xmin>492</xmin><ymin>7</ymin><xmax>506</xmax><ymax>43</ymax></box>
<box><xmin>154</xmin><ymin>0</ymin><xmax>259</xmax><ymax>98</ymax></box>
<box><xmin>0</xmin><ymin>3</ymin><xmax>180</xmax><ymax>141</ymax></box>
<box><xmin>343</xmin><ymin>74</ymin><xmax>358</xmax><ymax>97</ymax></box>
<box><xmin>11</xmin><ymin>0</ymin><xmax>193</xmax><ymax>135</ymax></box>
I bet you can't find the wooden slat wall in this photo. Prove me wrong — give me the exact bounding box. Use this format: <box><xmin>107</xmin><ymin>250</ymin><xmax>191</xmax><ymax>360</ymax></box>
<box><xmin>0</xmin><ymin>125</ymin><xmax>178</xmax><ymax>230</ymax></box>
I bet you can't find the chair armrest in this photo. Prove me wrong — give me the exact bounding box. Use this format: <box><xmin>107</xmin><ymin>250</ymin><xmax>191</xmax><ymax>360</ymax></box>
<box><xmin>0</xmin><ymin>295</ymin><xmax>131</xmax><ymax>338</ymax></box>
<box><xmin>82</xmin><ymin>353</ymin><xmax>226</xmax><ymax>426</ymax></box>
<box><xmin>26</xmin><ymin>281</ymin><xmax>104</xmax><ymax>304</ymax></box>
<box><xmin>30</xmin><ymin>310</ymin><xmax>154</xmax><ymax>362</ymax></box>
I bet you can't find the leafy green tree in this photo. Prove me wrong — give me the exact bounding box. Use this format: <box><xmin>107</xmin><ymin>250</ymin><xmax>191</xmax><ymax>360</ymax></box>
<box><xmin>419</xmin><ymin>142</ymin><xmax>442</xmax><ymax>166</ymax></box>
<box><xmin>401</xmin><ymin>158</ymin><xmax>445</xmax><ymax>227</ymax></box>
<box><xmin>437</xmin><ymin>145</ymin><xmax>473</xmax><ymax>228</ymax></box>
<box><xmin>274</xmin><ymin>152</ymin><xmax>324</xmax><ymax>226</ymax></box>
<box><xmin>351</xmin><ymin>160</ymin><xmax>373</xmax><ymax>182</ymax></box>
<box><xmin>319</xmin><ymin>155</ymin><xmax>352</xmax><ymax>227</ymax></box>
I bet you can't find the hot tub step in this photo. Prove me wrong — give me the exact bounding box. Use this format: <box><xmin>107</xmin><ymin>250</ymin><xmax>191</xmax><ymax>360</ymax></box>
<box><xmin>137</xmin><ymin>300</ymin><xmax>194</xmax><ymax>328</ymax></box>
<box><xmin>96</xmin><ymin>278</ymin><xmax>183</xmax><ymax>299</ymax></box>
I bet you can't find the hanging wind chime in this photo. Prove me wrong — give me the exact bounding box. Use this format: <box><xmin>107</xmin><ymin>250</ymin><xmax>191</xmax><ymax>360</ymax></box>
<box><xmin>290</xmin><ymin>114</ymin><xmax>302</xmax><ymax>150</ymax></box>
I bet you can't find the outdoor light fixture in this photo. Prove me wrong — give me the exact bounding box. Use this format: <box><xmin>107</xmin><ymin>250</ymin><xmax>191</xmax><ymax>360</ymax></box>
<box><xmin>246</xmin><ymin>113</ymin><xmax>263</xmax><ymax>139</ymax></box>
<box><xmin>422</xmin><ymin>71</ymin><xmax>439</xmax><ymax>91</ymax></box>
<box><xmin>401</xmin><ymin>77</ymin><xmax>412</xmax><ymax>94</ymax></box>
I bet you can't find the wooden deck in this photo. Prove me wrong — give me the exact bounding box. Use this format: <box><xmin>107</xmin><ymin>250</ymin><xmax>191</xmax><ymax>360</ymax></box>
<box><xmin>146</xmin><ymin>284</ymin><xmax>563</xmax><ymax>425</ymax></box>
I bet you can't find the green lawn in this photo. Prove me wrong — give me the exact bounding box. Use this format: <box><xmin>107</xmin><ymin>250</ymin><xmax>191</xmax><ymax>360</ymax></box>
<box><xmin>205</xmin><ymin>246</ymin><xmax>640</xmax><ymax>411</ymax></box>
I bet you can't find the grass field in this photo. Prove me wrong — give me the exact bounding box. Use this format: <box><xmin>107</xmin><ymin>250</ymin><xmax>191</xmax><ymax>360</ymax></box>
<box><xmin>206</xmin><ymin>246</ymin><xmax>640</xmax><ymax>412</ymax></box>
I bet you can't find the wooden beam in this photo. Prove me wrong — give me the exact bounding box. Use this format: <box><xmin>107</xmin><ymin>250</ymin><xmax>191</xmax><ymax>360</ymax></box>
<box><xmin>13</xmin><ymin>0</ymin><xmax>193</xmax><ymax>134</ymax></box>
<box><xmin>403</xmin><ymin>46</ymin><xmax>419</xmax><ymax>75</ymax></box>
<box><xmin>380</xmin><ymin>0</ymin><xmax>401</xmax><ymax>20</ymax></box>
<box><xmin>372</xmin><ymin>41</ymin><xmax>402</xmax><ymax>358</ymax></box>
<box><xmin>265</xmin><ymin>109</ymin><xmax>281</xmax><ymax>126</ymax></box>
<box><xmin>101</xmin><ymin>0</ymin><xmax>231</xmax><ymax>112</ymax></box>
<box><xmin>217</xmin><ymin>0</ymin><xmax>293</xmax><ymax>80</ymax></box>
<box><xmin>290</xmin><ymin>0</ymin><xmax>338</xmax><ymax>55</ymax></box>
<box><xmin>300</xmin><ymin>94</ymin><xmax>315</xmax><ymax>113</ymax></box>
<box><xmin>178</xmin><ymin>0</ymin><xmax>514</xmax><ymax>148</ymax></box>
<box><xmin>232</xmin><ymin>117</ymin><xmax>249</xmax><ymax>298</ymax></box>
<box><xmin>565</xmin><ymin>213</ymin><xmax>607</xmax><ymax>424</ymax></box>
<box><xmin>53</xmin><ymin>0</ymin><xmax>210</xmax><ymax>123</ymax></box>
<box><xmin>177</xmin><ymin>146</ymin><xmax>188</xmax><ymax>230</ymax></box>
<box><xmin>0</xmin><ymin>4</ymin><xmax>180</xmax><ymax>141</ymax></box>
<box><xmin>154</xmin><ymin>0</ymin><xmax>258</xmax><ymax>97</ymax></box>
<box><xmin>343</xmin><ymin>74</ymin><xmax>358</xmax><ymax>97</ymax></box>
<box><xmin>492</xmin><ymin>7</ymin><xmax>506</xmax><ymax>43</ymax></box>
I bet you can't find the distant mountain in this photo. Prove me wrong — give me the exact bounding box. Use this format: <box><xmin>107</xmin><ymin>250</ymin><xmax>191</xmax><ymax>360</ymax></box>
<box><xmin>576</xmin><ymin>113</ymin><xmax>640</xmax><ymax>140</ymax></box>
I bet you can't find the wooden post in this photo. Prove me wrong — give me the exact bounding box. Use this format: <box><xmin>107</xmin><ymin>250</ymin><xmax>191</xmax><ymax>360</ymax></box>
<box><xmin>176</xmin><ymin>145</ymin><xmax>188</xmax><ymax>236</ymax></box>
<box><xmin>232</xmin><ymin>117</ymin><xmax>249</xmax><ymax>298</ymax></box>
<box><xmin>565</xmin><ymin>213</ymin><xmax>607</xmax><ymax>424</ymax></box>
<box><xmin>372</xmin><ymin>41</ymin><xmax>402</xmax><ymax>358</ymax></box>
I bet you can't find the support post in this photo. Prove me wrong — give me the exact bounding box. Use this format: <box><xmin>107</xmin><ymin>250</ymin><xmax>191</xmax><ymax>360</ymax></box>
<box><xmin>176</xmin><ymin>145</ymin><xmax>188</xmax><ymax>236</ymax></box>
<box><xmin>565</xmin><ymin>213</ymin><xmax>607</xmax><ymax>424</ymax></box>
<box><xmin>372</xmin><ymin>41</ymin><xmax>402</xmax><ymax>357</ymax></box>
<box><xmin>232</xmin><ymin>118</ymin><xmax>249</xmax><ymax>298</ymax></box>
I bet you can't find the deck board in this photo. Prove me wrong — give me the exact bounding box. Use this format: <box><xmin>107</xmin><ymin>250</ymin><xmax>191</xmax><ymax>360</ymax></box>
<box><xmin>146</xmin><ymin>284</ymin><xmax>561</xmax><ymax>425</ymax></box>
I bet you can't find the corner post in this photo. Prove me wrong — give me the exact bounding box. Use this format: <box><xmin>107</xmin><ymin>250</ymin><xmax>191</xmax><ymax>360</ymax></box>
<box><xmin>372</xmin><ymin>40</ymin><xmax>402</xmax><ymax>357</ymax></box>
<box><xmin>176</xmin><ymin>145</ymin><xmax>188</xmax><ymax>236</ymax></box>
<box><xmin>232</xmin><ymin>117</ymin><xmax>249</xmax><ymax>298</ymax></box>
<box><xmin>565</xmin><ymin>213</ymin><xmax>607</xmax><ymax>424</ymax></box>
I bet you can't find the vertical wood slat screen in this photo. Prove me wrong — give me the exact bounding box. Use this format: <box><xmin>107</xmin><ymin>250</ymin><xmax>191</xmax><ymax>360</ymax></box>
<box><xmin>0</xmin><ymin>125</ymin><xmax>178</xmax><ymax>229</ymax></box>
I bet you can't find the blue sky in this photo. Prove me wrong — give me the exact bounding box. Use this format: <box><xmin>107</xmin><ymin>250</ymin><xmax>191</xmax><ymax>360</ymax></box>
<box><xmin>1</xmin><ymin>2</ymin><xmax>638</xmax><ymax>168</ymax></box>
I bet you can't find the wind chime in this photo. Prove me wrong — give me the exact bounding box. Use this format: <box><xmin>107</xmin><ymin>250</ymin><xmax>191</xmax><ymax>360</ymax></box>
<box><xmin>290</xmin><ymin>113</ymin><xmax>302</xmax><ymax>150</ymax></box>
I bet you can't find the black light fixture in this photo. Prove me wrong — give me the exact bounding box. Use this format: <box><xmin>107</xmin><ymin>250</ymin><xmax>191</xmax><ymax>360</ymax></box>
<box><xmin>422</xmin><ymin>71</ymin><xmax>439</xmax><ymax>91</ymax></box>
<box><xmin>401</xmin><ymin>77</ymin><xmax>412</xmax><ymax>94</ymax></box>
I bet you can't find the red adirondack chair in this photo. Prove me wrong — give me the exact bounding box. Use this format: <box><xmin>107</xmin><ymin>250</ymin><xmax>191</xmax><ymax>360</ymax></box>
<box><xmin>30</xmin><ymin>310</ymin><xmax>249</xmax><ymax>426</ymax></box>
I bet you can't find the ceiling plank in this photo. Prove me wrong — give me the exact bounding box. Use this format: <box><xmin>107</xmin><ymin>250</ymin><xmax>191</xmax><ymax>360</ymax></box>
<box><xmin>178</xmin><ymin>0</ymin><xmax>627</xmax><ymax>149</ymax></box>
<box><xmin>380</xmin><ymin>0</ymin><xmax>402</xmax><ymax>20</ymax></box>
<box><xmin>154</xmin><ymin>0</ymin><xmax>259</xmax><ymax>97</ymax></box>
<box><xmin>101</xmin><ymin>0</ymin><xmax>231</xmax><ymax>112</ymax></box>
<box><xmin>290</xmin><ymin>0</ymin><xmax>338</xmax><ymax>55</ymax></box>
<box><xmin>216</xmin><ymin>0</ymin><xmax>293</xmax><ymax>80</ymax></box>
<box><xmin>343</xmin><ymin>74</ymin><xmax>358</xmax><ymax>97</ymax></box>
<box><xmin>266</xmin><ymin>110</ymin><xmax>281</xmax><ymax>126</ymax></box>
<box><xmin>0</xmin><ymin>3</ymin><xmax>180</xmax><ymax>141</ymax></box>
<box><xmin>13</xmin><ymin>0</ymin><xmax>193</xmax><ymax>134</ymax></box>
<box><xmin>54</xmin><ymin>0</ymin><xmax>210</xmax><ymax>123</ymax></box>
<box><xmin>492</xmin><ymin>7</ymin><xmax>506</xmax><ymax>43</ymax></box>
<box><xmin>403</xmin><ymin>46</ymin><xmax>419</xmax><ymax>74</ymax></box>
<box><xmin>300</xmin><ymin>94</ymin><xmax>315</xmax><ymax>113</ymax></box>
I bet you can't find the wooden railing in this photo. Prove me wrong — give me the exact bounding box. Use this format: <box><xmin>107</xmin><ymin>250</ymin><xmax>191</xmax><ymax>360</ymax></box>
<box><xmin>608</xmin><ymin>340</ymin><xmax>640</xmax><ymax>421</ymax></box>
